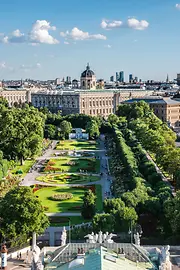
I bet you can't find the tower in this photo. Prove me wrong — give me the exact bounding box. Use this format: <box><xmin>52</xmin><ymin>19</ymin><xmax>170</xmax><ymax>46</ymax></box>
<box><xmin>80</xmin><ymin>63</ymin><xmax>96</xmax><ymax>90</ymax></box>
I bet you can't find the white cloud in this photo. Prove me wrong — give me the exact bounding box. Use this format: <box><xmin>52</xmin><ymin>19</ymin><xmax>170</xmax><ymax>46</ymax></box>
<box><xmin>0</xmin><ymin>62</ymin><xmax>6</xmax><ymax>69</ymax></box>
<box><xmin>2</xmin><ymin>36</ymin><xmax>9</xmax><ymax>44</ymax></box>
<box><xmin>104</xmin><ymin>44</ymin><xmax>111</xmax><ymax>48</ymax></box>
<box><xmin>64</xmin><ymin>41</ymin><xmax>69</xmax><ymax>45</ymax></box>
<box><xmin>29</xmin><ymin>20</ymin><xmax>59</xmax><ymax>44</ymax></box>
<box><xmin>101</xmin><ymin>20</ymin><xmax>123</xmax><ymax>30</ymax></box>
<box><xmin>12</xmin><ymin>29</ymin><xmax>24</xmax><ymax>37</ymax></box>
<box><xmin>19</xmin><ymin>63</ymin><xmax>41</xmax><ymax>71</ymax></box>
<box><xmin>60</xmin><ymin>27</ymin><xmax>106</xmax><ymax>40</ymax></box>
<box><xmin>176</xmin><ymin>3</ymin><xmax>180</xmax><ymax>9</ymax></box>
<box><xmin>127</xmin><ymin>18</ymin><xmax>149</xmax><ymax>30</ymax></box>
<box><xmin>101</xmin><ymin>18</ymin><xmax>149</xmax><ymax>31</ymax></box>
<box><xmin>36</xmin><ymin>63</ymin><xmax>41</xmax><ymax>68</ymax></box>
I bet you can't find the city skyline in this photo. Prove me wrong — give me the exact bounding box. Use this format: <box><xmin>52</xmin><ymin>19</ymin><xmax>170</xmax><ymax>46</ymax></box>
<box><xmin>0</xmin><ymin>0</ymin><xmax>180</xmax><ymax>80</ymax></box>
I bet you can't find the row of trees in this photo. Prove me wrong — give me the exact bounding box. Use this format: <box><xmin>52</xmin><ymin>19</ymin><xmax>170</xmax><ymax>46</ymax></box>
<box><xmin>117</xmin><ymin>101</ymin><xmax>180</xmax><ymax>186</ymax></box>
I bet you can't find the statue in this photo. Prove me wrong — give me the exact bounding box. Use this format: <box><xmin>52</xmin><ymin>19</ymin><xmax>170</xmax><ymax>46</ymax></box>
<box><xmin>84</xmin><ymin>232</ymin><xmax>97</xmax><ymax>243</ymax></box>
<box><xmin>159</xmin><ymin>246</ymin><xmax>172</xmax><ymax>270</ymax></box>
<box><xmin>85</xmin><ymin>231</ymin><xmax>116</xmax><ymax>244</ymax></box>
<box><xmin>134</xmin><ymin>232</ymin><xmax>140</xmax><ymax>246</ymax></box>
<box><xmin>31</xmin><ymin>233</ymin><xmax>44</xmax><ymax>270</ymax></box>
<box><xmin>60</xmin><ymin>227</ymin><xmax>67</xmax><ymax>246</ymax></box>
<box><xmin>106</xmin><ymin>233</ymin><xmax>117</xmax><ymax>244</ymax></box>
<box><xmin>98</xmin><ymin>231</ymin><xmax>103</xmax><ymax>244</ymax></box>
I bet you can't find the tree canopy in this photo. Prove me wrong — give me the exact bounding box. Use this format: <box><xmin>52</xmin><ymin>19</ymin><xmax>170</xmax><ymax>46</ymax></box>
<box><xmin>0</xmin><ymin>186</ymin><xmax>49</xmax><ymax>242</ymax></box>
<box><xmin>0</xmin><ymin>106</ymin><xmax>45</xmax><ymax>164</ymax></box>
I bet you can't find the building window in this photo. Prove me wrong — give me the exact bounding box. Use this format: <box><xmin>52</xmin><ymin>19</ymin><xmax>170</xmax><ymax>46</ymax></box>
<box><xmin>83</xmin><ymin>102</ymin><xmax>85</xmax><ymax>107</ymax></box>
<box><xmin>97</xmin><ymin>109</ymin><xmax>98</xmax><ymax>114</ymax></box>
<box><xmin>90</xmin><ymin>110</ymin><xmax>92</xmax><ymax>115</ymax></box>
<box><xmin>93</xmin><ymin>109</ymin><xmax>95</xmax><ymax>114</ymax></box>
<box><xmin>90</xmin><ymin>101</ymin><xmax>92</xmax><ymax>107</ymax></box>
<box><xmin>96</xmin><ymin>101</ymin><xmax>98</xmax><ymax>106</ymax></box>
<box><xmin>93</xmin><ymin>101</ymin><xmax>95</xmax><ymax>106</ymax></box>
<box><xmin>106</xmin><ymin>100</ymin><xmax>108</xmax><ymax>105</ymax></box>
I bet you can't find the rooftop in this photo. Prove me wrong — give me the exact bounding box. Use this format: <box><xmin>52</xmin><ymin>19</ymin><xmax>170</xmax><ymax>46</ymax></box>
<box><xmin>124</xmin><ymin>97</ymin><xmax>180</xmax><ymax>105</ymax></box>
<box><xmin>43</xmin><ymin>243</ymin><xmax>156</xmax><ymax>270</ymax></box>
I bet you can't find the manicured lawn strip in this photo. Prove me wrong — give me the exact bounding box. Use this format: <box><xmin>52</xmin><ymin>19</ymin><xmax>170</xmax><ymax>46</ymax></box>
<box><xmin>44</xmin><ymin>157</ymin><xmax>100</xmax><ymax>173</ymax></box>
<box><xmin>49</xmin><ymin>216</ymin><xmax>89</xmax><ymax>227</ymax></box>
<box><xmin>35</xmin><ymin>186</ymin><xmax>85</xmax><ymax>213</ymax></box>
<box><xmin>56</xmin><ymin>140</ymin><xmax>98</xmax><ymax>150</ymax></box>
<box><xmin>95</xmin><ymin>185</ymin><xmax>103</xmax><ymax>212</ymax></box>
<box><xmin>11</xmin><ymin>159</ymin><xmax>35</xmax><ymax>178</ymax></box>
<box><xmin>36</xmin><ymin>174</ymin><xmax>100</xmax><ymax>184</ymax></box>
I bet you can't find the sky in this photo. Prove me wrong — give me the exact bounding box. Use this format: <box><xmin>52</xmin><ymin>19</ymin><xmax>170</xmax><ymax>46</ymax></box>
<box><xmin>0</xmin><ymin>0</ymin><xmax>180</xmax><ymax>81</ymax></box>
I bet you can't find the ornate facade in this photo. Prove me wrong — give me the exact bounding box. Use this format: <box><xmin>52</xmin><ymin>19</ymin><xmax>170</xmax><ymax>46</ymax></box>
<box><xmin>31</xmin><ymin>89</ymin><xmax>153</xmax><ymax>117</ymax></box>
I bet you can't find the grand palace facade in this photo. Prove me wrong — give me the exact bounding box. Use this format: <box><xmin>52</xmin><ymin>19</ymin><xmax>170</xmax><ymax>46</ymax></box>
<box><xmin>31</xmin><ymin>64</ymin><xmax>153</xmax><ymax>117</ymax></box>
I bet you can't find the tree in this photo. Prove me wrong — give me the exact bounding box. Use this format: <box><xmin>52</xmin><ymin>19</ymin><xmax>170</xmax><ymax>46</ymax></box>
<box><xmin>108</xmin><ymin>114</ymin><xmax>120</xmax><ymax>125</ymax></box>
<box><xmin>86</xmin><ymin>120</ymin><xmax>100</xmax><ymax>139</ymax></box>
<box><xmin>81</xmin><ymin>190</ymin><xmax>96</xmax><ymax>219</ymax></box>
<box><xmin>44</xmin><ymin>124</ymin><xmax>57</xmax><ymax>139</ymax></box>
<box><xmin>59</xmin><ymin>120</ymin><xmax>72</xmax><ymax>139</ymax></box>
<box><xmin>164</xmin><ymin>191</ymin><xmax>180</xmax><ymax>234</ymax></box>
<box><xmin>0</xmin><ymin>187</ymin><xmax>49</xmax><ymax>243</ymax></box>
<box><xmin>0</xmin><ymin>106</ymin><xmax>45</xmax><ymax>164</ymax></box>
<box><xmin>92</xmin><ymin>213</ymin><xmax>115</xmax><ymax>232</ymax></box>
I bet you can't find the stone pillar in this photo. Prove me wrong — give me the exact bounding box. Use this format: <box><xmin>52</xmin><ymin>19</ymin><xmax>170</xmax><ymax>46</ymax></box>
<box><xmin>32</xmin><ymin>232</ymin><xmax>37</xmax><ymax>250</ymax></box>
<box><xmin>1</xmin><ymin>244</ymin><xmax>8</xmax><ymax>270</ymax></box>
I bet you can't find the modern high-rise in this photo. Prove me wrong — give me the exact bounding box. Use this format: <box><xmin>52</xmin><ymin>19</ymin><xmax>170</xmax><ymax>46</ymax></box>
<box><xmin>110</xmin><ymin>76</ymin><xmax>114</xmax><ymax>82</ymax></box>
<box><xmin>119</xmin><ymin>71</ymin><xmax>124</xmax><ymax>83</ymax></box>
<box><xmin>66</xmin><ymin>76</ymin><xmax>71</xmax><ymax>84</ymax></box>
<box><xmin>129</xmin><ymin>74</ymin><xmax>133</xmax><ymax>83</ymax></box>
<box><xmin>116</xmin><ymin>72</ymin><xmax>120</xmax><ymax>82</ymax></box>
<box><xmin>134</xmin><ymin>77</ymin><xmax>138</xmax><ymax>83</ymax></box>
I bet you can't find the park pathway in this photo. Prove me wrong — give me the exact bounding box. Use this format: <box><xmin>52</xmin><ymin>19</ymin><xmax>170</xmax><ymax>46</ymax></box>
<box><xmin>22</xmin><ymin>137</ymin><xmax>113</xmax><ymax>199</ymax></box>
<box><xmin>21</xmin><ymin>136</ymin><xmax>113</xmax><ymax>224</ymax></box>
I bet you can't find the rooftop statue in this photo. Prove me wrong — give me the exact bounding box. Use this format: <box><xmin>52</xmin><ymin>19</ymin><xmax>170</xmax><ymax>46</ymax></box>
<box><xmin>85</xmin><ymin>231</ymin><xmax>116</xmax><ymax>244</ymax></box>
<box><xmin>60</xmin><ymin>227</ymin><xmax>67</xmax><ymax>246</ymax></box>
<box><xmin>159</xmin><ymin>245</ymin><xmax>172</xmax><ymax>270</ymax></box>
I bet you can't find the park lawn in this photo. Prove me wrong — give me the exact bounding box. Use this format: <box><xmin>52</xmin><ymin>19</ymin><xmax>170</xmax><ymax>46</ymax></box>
<box><xmin>95</xmin><ymin>185</ymin><xmax>103</xmax><ymax>212</ymax></box>
<box><xmin>35</xmin><ymin>186</ymin><xmax>85</xmax><ymax>213</ymax></box>
<box><xmin>11</xmin><ymin>159</ymin><xmax>35</xmax><ymax>178</ymax></box>
<box><xmin>44</xmin><ymin>157</ymin><xmax>100</xmax><ymax>173</ymax></box>
<box><xmin>36</xmin><ymin>173</ymin><xmax>100</xmax><ymax>184</ymax></box>
<box><xmin>56</xmin><ymin>140</ymin><xmax>98</xmax><ymax>150</ymax></box>
<box><xmin>49</xmin><ymin>216</ymin><xmax>89</xmax><ymax>227</ymax></box>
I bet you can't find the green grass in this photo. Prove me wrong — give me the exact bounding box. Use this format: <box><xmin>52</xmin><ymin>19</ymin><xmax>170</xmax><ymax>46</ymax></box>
<box><xmin>35</xmin><ymin>186</ymin><xmax>85</xmax><ymax>213</ymax></box>
<box><xmin>49</xmin><ymin>216</ymin><xmax>89</xmax><ymax>227</ymax></box>
<box><xmin>95</xmin><ymin>185</ymin><xmax>103</xmax><ymax>212</ymax></box>
<box><xmin>11</xmin><ymin>160</ymin><xmax>35</xmax><ymax>178</ymax></box>
<box><xmin>44</xmin><ymin>157</ymin><xmax>100</xmax><ymax>173</ymax></box>
<box><xmin>36</xmin><ymin>173</ymin><xmax>100</xmax><ymax>184</ymax></box>
<box><xmin>56</xmin><ymin>140</ymin><xmax>98</xmax><ymax>150</ymax></box>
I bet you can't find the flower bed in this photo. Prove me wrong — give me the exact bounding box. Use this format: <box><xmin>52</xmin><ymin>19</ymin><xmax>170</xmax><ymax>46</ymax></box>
<box><xmin>51</xmin><ymin>193</ymin><xmax>73</xmax><ymax>201</ymax></box>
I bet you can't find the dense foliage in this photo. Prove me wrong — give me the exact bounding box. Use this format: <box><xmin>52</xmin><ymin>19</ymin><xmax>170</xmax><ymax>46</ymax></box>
<box><xmin>0</xmin><ymin>104</ymin><xmax>45</xmax><ymax>164</ymax></box>
<box><xmin>0</xmin><ymin>187</ymin><xmax>49</xmax><ymax>245</ymax></box>
<box><xmin>81</xmin><ymin>190</ymin><xmax>96</xmax><ymax>219</ymax></box>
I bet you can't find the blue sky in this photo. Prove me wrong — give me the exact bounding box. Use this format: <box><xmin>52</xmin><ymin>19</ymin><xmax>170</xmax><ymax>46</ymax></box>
<box><xmin>0</xmin><ymin>0</ymin><xmax>180</xmax><ymax>81</ymax></box>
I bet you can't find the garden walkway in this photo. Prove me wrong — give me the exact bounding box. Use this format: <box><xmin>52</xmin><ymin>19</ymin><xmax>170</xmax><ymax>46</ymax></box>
<box><xmin>22</xmin><ymin>138</ymin><xmax>112</xmax><ymax>199</ymax></box>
